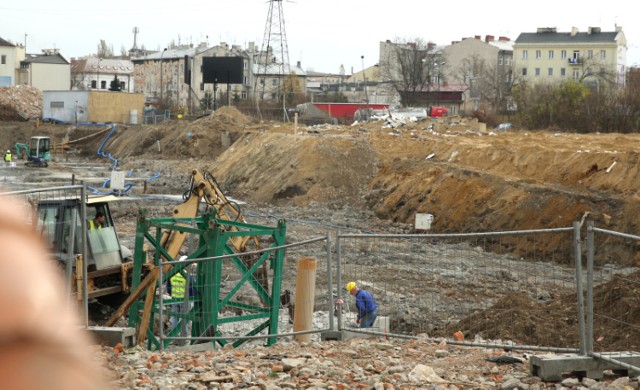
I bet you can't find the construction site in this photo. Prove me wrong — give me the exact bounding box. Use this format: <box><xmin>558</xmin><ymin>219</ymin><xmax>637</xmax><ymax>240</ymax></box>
<box><xmin>2</xmin><ymin>80</ymin><xmax>640</xmax><ymax>388</ymax></box>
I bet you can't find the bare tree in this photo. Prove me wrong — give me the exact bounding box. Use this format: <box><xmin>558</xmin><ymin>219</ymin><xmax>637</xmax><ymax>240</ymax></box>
<box><xmin>379</xmin><ymin>38</ymin><xmax>443</xmax><ymax>107</ymax></box>
<box><xmin>96</xmin><ymin>39</ymin><xmax>114</xmax><ymax>58</ymax></box>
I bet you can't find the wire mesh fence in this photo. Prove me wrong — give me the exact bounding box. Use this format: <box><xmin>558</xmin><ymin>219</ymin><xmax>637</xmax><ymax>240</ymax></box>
<box><xmin>587</xmin><ymin>223</ymin><xmax>640</xmax><ymax>371</ymax></box>
<box><xmin>335</xmin><ymin>228</ymin><xmax>590</xmax><ymax>352</ymax></box>
<box><xmin>154</xmin><ymin>234</ymin><xmax>331</xmax><ymax>349</ymax></box>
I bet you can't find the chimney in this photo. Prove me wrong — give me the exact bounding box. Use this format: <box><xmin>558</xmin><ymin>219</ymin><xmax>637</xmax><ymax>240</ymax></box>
<box><xmin>498</xmin><ymin>36</ymin><xmax>510</xmax><ymax>41</ymax></box>
<box><xmin>296</xmin><ymin>60</ymin><xmax>301</xmax><ymax>68</ymax></box>
<box><xmin>474</xmin><ymin>35</ymin><xmax>481</xmax><ymax>40</ymax></box>
<box><xmin>616</xmin><ymin>25</ymin><xmax>622</xmax><ymax>32</ymax></box>
<box><xmin>485</xmin><ymin>35</ymin><xmax>495</xmax><ymax>43</ymax></box>
<box><xmin>588</xmin><ymin>26</ymin><xmax>601</xmax><ymax>34</ymax></box>
<box><xmin>571</xmin><ymin>27</ymin><xmax>578</xmax><ymax>36</ymax></box>
<box><xmin>427</xmin><ymin>42</ymin><xmax>435</xmax><ymax>50</ymax></box>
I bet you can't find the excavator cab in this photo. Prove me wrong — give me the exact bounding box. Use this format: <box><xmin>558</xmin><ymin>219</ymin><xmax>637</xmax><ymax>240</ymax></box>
<box><xmin>26</xmin><ymin>136</ymin><xmax>51</xmax><ymax>167</ymax></box>
<box><xmin>36</xmin><ymin>195</ymin><xmax>133</xmax><ymax>299</ymax></box>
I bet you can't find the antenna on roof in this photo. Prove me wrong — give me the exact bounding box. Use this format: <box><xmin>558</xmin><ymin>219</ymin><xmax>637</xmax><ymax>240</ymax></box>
<box><xmin>132</xmin><ymin>27</ymin><xmax>139</xmax><ymax>51</ymax></box>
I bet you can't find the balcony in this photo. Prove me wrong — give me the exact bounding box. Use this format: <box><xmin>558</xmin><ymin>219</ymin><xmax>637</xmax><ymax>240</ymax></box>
<box><xmin>568</xmin><ymin>58</ymin><xmax>583</xmax><ymax>65</ymax></box>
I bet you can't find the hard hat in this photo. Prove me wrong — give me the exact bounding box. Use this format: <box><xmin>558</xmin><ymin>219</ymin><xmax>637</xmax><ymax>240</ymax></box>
<box><xmin>345</xmin><ymin>281</ymin><xmax>356</xmax><ymax>292</ymax></box>
<box><xmin>6</xmin><ymin>150</ymin><xmax>9</xmax><ymax>153</ymax></box>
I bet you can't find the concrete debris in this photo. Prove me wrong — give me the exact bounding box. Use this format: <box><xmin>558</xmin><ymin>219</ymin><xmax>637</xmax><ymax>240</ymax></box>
<box><xmin>0</xmin><ymin>85</ymin><xmax>43</xmax><ymax>120</ymax></box>
<box><xmin>94</xmin><ymin>337</ymin><xmax>640</xmax><ymax>389</ymax></box>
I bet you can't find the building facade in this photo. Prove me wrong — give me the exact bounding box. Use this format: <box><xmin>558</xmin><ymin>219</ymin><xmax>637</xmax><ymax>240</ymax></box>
<box><xmin>71</xmin><ymin>57</ymin><xmax>135</xmax><ymax>92</ymax></box>
<box><xmin>513</xmin><ymin>26</ymin><xmax>627</xmax><ymax>87</ymax></box>
<box><xmin>18</xmin><ymin>49</ymin><xmax>70</xmax><ymax>91</ymax></box>
<box><xmin>442</xmin><ymin>35</ymin><xmax>514</xmax><ymax>113</ymax></box>
<box><xmin>0</xmin><ymin>37</ymin><xmax>25</xmax><ymax>86</ymax></box>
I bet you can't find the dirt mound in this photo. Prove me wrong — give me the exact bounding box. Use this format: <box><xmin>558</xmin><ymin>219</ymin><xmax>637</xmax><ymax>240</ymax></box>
<box><xmin>448</xmin><ymin>271</ymin><xmax>640</xmax><ymax>351</ymax></box>
<box><xmin>0</xmin><ymin>86</ymin><xmax>42</xmax><ymax>120</ymax></box>
<box><xmin>209</xmin><ymin>131</ymin><xmax>378</xmax><ymax>206</ymax></box>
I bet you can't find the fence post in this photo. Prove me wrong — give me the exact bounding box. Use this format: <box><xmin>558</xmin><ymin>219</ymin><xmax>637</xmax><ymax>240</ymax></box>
<box><xmin>336</xmin><ymin>230</ymin><xmax>343</xmax><ymax>330</ymax></box>
<box><xmin>80</xmin><ymin>180</ymin><xmax>89</xmax><ymax>327</ymax></box>
<box><xmin>586</xmin><ymin>221</ymin><xmax>595</xmax><ymax>354</ymax></box>
<box><xmin>574</xmin><ymin>221</ymin><xmax>587</xmax><ymax>355</ymax></box>
<box><xmin>158</xmin><ymin>259</ymin><xmax>164</xmax><ymax>350</ymax></box>
<box><xmin>326</xmin><ymin>232</ymin><xmax>335</xmax><ymax>331</ymax></box>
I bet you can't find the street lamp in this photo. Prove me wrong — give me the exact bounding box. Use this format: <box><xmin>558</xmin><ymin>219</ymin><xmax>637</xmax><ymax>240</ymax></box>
<box><xmin>159</xmin><ymin>48</ymin><xmax>167</xmax><ymax>103</ymax></box>
<box><xmin>96</xmin><ymin>58</ymin><xmax>103</xmax><ymax>90</ymax></box>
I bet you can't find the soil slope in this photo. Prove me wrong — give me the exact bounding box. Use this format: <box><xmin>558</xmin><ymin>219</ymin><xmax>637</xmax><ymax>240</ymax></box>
<box><xmin>2</xmin><ymin>108</ymin><xmax>640</xmax><ymax>266</ymax></box>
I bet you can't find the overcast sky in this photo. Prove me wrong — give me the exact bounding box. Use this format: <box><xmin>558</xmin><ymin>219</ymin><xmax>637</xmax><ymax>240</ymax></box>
<box><xmin>2</xmin><ymin>1</ymin><xmax>638</xmax><ymax>74</ymax></box>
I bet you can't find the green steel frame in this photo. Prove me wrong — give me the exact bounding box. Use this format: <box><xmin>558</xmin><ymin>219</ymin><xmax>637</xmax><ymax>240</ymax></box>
<box><xmin>128</xmin><ymin>209</ymin><xmax>286</xmax><ymax>350</ymax></box>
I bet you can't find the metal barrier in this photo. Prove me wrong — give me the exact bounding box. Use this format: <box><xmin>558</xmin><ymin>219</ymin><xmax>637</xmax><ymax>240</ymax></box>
<box><xmin>335</xmin><ymin>227</ymin><xmax>590</xmax><ymax>353</ymax></box>
<box><xmin>0</xmin><ymin>184</ymin><xmax>89</xmax><ymax>324</ymax></box>
<box><xmin>586</xmin><ymin>222</ymin><xmax>640</xmax><ymax>373</ymax></box>
<box><xmin>155</xmin><ymin>234</ymin><xmax>331</xmax><ymax>349</ymax></box>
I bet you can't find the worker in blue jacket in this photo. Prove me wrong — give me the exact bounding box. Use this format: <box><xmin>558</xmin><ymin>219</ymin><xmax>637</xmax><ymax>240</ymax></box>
<box><xmin>344</xmin><ymin>281</ymin><xmax>378</xmax><ymax>328</ymax></box>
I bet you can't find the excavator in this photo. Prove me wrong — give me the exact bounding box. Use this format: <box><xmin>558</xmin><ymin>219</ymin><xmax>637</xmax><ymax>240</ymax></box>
<box><xmin>104</xmin><ymin>169</ymin><xmax>286</xmax><ymax>348</ymax></box>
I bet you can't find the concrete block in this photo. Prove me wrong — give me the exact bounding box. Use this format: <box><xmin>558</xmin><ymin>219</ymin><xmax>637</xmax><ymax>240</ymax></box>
<box><xmin>530</xmin><ymin>352</ymin><xmax>640</xmax><ymax>382</ymax></box>
<box><xmin>88</xmin><ymin>326</ymin><xmax>136</xmax><ymax>347</ymax></box>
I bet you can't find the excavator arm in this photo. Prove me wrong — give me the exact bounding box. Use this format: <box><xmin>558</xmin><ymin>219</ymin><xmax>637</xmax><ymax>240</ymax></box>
<box><xmin>105</xmin><ymin>170</ymin><xmax>262</xmax><ymax>343</ymax></box>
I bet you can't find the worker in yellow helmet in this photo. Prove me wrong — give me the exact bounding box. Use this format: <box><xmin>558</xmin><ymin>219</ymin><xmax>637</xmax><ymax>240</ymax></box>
<box><xmin>340</xmin><ymin>281</ymin><xmax>378</xmax><ymax>328</ymax></box>
<box><xmin>4</xmin><ymin>150</ymin><xmax>11</xmax><ymax>166</ymax></box>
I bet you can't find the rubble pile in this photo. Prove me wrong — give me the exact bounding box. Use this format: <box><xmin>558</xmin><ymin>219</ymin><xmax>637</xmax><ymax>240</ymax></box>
<box><xmin>0</xmin><ymin>85</ymin><xmax>42</xmax><ymax>120</ymax></box>
<box><xmin>96</xmin><ymin>337</ymin><xmax>639</xmax><ymax>389</ymax></box>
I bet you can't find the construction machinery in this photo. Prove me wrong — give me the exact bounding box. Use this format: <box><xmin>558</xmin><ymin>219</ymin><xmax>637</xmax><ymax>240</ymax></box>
<box><xmin>15</xmin><ymin>136</ymin><xmax>51</xmax><ymax>167</ymax></box>
<box><xmin>36</xmin><ymin>194</ymin><xmax>136</xmax><ymax>301</ymax></box>
<box><xmin>106</xmin><ymin>170</ymin><xmax>287</xmax><ymax>349</ymax></box>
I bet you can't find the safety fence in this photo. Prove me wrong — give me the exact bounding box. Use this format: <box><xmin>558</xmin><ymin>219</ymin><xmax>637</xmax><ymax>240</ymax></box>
<box><xmin>586</xmin><ymin>222</ymin><xmax>640</xmax><ymax>371</ymax></box>
<box><xmin>335</xmin><ymin>227</ymin><xmax>582</xmax><ymax>352</ymax></box>
<box><xmin>153</xmin><ymin>234</ymin><xmax>332</xmax><ymax>349</ymax></box>
<box><xmin>0</xmin><ymin>185</ymin><xmax>89</xmax><ymax>324</ymax></box>
<box><xmin>334</xmin><ymin>223</ymin><xmax>640</xmax><ymax>375</ymax></box>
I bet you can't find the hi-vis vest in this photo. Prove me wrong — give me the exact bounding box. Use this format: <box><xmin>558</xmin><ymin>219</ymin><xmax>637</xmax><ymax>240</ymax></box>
<box><xmin>89</xmin><ymin>220</ymin><xmax>102</xmax><ymax>230</ymax></box>
<box><xmin>170</xmin><ymin>273</ymin><xmax>186</xmax><ymax>299</ymax></box>
<box><xmin>4</xmin><ymin>152</ymin><xmax>10</xmax><ymax>162</ymax></box>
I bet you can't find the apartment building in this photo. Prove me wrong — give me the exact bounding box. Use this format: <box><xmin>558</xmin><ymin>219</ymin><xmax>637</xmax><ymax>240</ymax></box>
<box><xmin>442</xmin><ymin>35</ymin><xmax>514</xmax><ymax>113</ymax></box>
<box><xmin>0</xmin><ymin>37</ymin><xmax>25</xmax><ymax>86</ymax></box>
<box><xmin>513</xmin><ymin>26</ymin><xmax>627</xmax><ymax>87</ymax></box>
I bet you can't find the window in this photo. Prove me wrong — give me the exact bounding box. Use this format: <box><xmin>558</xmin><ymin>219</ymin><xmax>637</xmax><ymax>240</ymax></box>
<box><xmin>548</xmin><ymin>68</ymin><xmax>553</xmax><ymax>76</ymax></box>
<box><xmin>1</xmin><ymin>55</ymin><xmax>5</xmax><ymax>64</ymax></box>
<box><xmin>505</xmin><ymin>57</ymin><xmax>511</xmax><ymax>66</ymax></box>
<box><xmin>548</xmin><ymin>50</ymin><xmax>554</xmax><ymax>59</ymax></box>
<box><xmin>600</xmin><ymin>50</ymin><xmax>606</xmax><ymax>59</ymax></box>
<box><xmin>535</xmin><ymin>50</ymin><xmax>541</xmax><ymax>59</ymax></box>
<box><xmin>573</xmin><ymin>69</ymin><xmax>580</xmax><ymax>80</ymax></box>
<box><xmin>535</xmin><ymin>68</ymin><xmax>540</xmax><ymax>76</ymax></box>
<box><xmin>91</xmin><ymin>80</ymin><xmax>97</xmax><ymax>89</ymax></box>
<box><xmin>120</xmin><ymin>81</ymin><xmax>126</xmax><ymax>90</ymax></box>
<box><xmin>272</xmin><ymin>79</ymin><xmax>277</xmax><ymax>86</ymax></box>
<box><xmin>100</xmin><ymin>80</ymin><xmax>106</xmax><ymax>89</ymax></box>
<box><xmin>572</xmin><ymin>51</ymin><xmax>580</xmax><ymax>62</ymax></box>
<box><xmin>200</xmin><ymin>82</ymin><xmax>204</xmax><ymax>91</ymax></box>
<box><xmin>241</xmin><ymin>91</ymin><xmax>247</xmax><ymax>99</ymax></box>
<box><xmin>498</xmin><ymin>57</ymin><xmax>503</xmax><ymax>65</ymax></box>
<box><xmin>600</xmin><ymin>67</ymin><xmax>606</xmax><ymax>76</ymax></box>
<box><xmin>522</xmin><ymin>68</ymin><xmax>527</xmax><ymax>76</ymax></box>
<box><xmin>587</xmin><ymin>50</ymin><xmax>593</xmax><ymax>59</ymax></box>
<box><xmin>260</xmin><ymin>78</ymin><xmax>265</xmax><ymax>85</ymax></box>
<box><xmin>50</xmin><ymin>101</ymin><xmax>64</xmax><ymax>108</ymax></box>
<box><xmin>522</xmin><ymin>50</ymin><xmax>528</xmax><ymax>60</ymax></box>
<box><xmin>560</xmin><ymin>68</ymin><xmax>566</xmax><ymax>76</ymax></box>
<box><xmin>561</xmin><ymin>50</ymin><xmax>567</xmax><ymax>59</ymax></box>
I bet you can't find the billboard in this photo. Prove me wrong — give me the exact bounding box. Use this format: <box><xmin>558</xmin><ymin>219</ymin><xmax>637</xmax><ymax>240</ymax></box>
<box><xmin>202</xmin><ymin>57</ymin><xmax>244</xmax><ymax>84</ymax></box>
